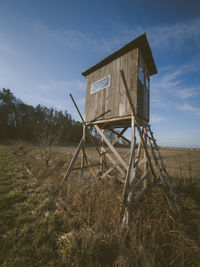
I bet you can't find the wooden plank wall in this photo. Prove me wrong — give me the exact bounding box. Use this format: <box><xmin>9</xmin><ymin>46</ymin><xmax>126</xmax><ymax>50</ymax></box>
<box><xmin>84</xmin><ymin>48</ymin><xmax>139</xmax><ymax>123</ymax></box>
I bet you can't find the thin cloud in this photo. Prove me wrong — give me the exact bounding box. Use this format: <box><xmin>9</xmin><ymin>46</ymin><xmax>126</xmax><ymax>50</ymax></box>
<box><xmin>123</xmin><ymin>18</ymin><xmax>200</xmax><ymax>51</ymax></box>
<box><xmin>148</xmin><ymin>19</ymin><xmax>200</xmax><ymax>49</ymax></box>
<box><xmin>33</xmin><ymin>18</ymin><xmax>200</xmax><ymax>56</ymax></box>
<box><xmin>151</xmin><ymin>114</ymin><xmax>167</xmax><ymax>123</ymax></box>
<box><xmin>151</xmin><ymin>66</ymin><xmax>198</xmax><ymax>107</ymax></box>
<box><xmin>177</xmin><ymin>104</ymin><xmax>200</xmax><ymax>117</ymax></box>
<box><xmin>33</xmin><ymin>23</ymin><xmax>114</xmax><ymax>54</ymax></box>
<box><xmin>177</xmin><ymin>88</ymin><xmax>197</xmax><ymax>99</ymax></box>
<box><xmin>38</xmin><ymin>79</ymin><xmax>85</xmax><ymax>93</ymax></box>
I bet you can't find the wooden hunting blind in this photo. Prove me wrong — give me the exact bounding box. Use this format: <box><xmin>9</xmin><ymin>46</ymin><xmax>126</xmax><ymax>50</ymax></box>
<box><xmin>63</xmin><ymin>33</ymin><xmax>178</xmax><ymax>229</ymax></box>
<box><xmin>82</xmin><ymin>33</ymin><xmax>157</xmax><ymax>127</ymax></box>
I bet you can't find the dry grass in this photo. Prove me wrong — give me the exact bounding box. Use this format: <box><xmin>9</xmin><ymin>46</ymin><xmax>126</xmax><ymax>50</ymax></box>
<box><xmin>1</xmin><ymin>141</ymin><xmax>200</xmax><ymax>266</ymax></box>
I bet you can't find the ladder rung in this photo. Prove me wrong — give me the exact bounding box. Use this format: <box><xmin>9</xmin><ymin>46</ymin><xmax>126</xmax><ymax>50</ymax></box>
<box><xmin>147</xmin><ymin>136</ymin><xmax>156</xmax><ymax>141</ymax></box>
<box><xmin>160</xmin><ymin>164</ymin><xmax>166</xmax><ymax>171</ymax></box>
<box><xmin>152</xmin><ymin>146</ymin><xmax>159</xmax><ymax>150</ymax></box>
<box><xmin>148</xmin><ymin>129</ymin><xmax>153</xmax><ymax>134</ymax></box>
<box><xmin>164</xmin><ymin>176</ymin><xmax>169</xmax><ymax>184</ymax></box>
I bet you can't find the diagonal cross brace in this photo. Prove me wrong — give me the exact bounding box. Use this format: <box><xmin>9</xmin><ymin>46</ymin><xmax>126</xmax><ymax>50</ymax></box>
<box><xmin>94</xmin><ymin>124</ymin><xmax>128</xmax><ymax>170</ymax></box>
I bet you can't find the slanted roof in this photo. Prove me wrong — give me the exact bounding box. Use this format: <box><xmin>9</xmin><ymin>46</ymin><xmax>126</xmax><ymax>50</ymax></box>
<box><xmin>82</xmin><ymin>33</ymin><xmax>157</xmax><ymax>77</ymax></box>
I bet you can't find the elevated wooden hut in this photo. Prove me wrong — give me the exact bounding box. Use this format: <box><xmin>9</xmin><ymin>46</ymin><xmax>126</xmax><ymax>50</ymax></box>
<box><xmin>82</xmin><ymin>33</ymin><xmax>157</xmax><ymax>128</ymax></box>
<box><xmin>63</xmin><ymin>34</ymin><xmax>178</xmax><ymax>227</ymax></box>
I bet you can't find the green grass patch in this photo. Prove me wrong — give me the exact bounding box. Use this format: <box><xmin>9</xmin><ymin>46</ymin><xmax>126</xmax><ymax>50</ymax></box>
<box><xmin>0</xmin><ymin>145</ymin><xmax>62</xmax><ymax>266</ymax></box>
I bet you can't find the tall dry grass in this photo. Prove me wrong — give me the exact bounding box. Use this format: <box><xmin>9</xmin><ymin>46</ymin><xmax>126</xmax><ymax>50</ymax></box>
<box><xmin>4</xmin><ymin>142</ymin><xmax>200</xmax><ymax>266</ymax></box>
<box><xmin>52</xmin><ymin>172</ymin><xmax>200</xmax><ymax>266</ymax></box>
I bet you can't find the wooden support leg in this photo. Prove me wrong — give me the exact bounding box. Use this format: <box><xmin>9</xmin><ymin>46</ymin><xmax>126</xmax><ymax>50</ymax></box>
<box><xmin>130</xmin><ymin>116</ymin><xmax>136</xmax><ymax>182</ymax></box>
<box><xmin>127</xmin><ymin>140</ymin><xmax>142</xmax><ymax>205</ymax></box>
<box><xmin>100</xmin><ymin>129</ymin><xmax>104</xmax><ymax>175</ymax></box>
<box><xmin>61</xmin><ymin>137</ymin><xmax>83</xmax><ymax>184</ymax></box>
<box><xmin>69</xmin><ymin>93</ymin><xmax>101</xmax><ymax>158</ymax></box>
<box><xmin>82</xmin><ymin>148</ymin><xmax>98</xmax><ymax>179</ymax></box>
<box><xmin>143</xmin><ymin>126</ymin><xmax>148</xmax><ymax>188</ymax></box>
<box><xmin>121</xmin><ymin>134</ymin><xmax>137</xmax><ymax>228</ymax></box>
<box><xmin>121</xmin><ymin>138</ymin><xmax>143</xmax><ymax>229</ymax></box>
<box><xmin>80</xmin><ymin>125</ymin><xmax>86</xmax><ymax>178</ymax></box>
<box><xmin>120</xmin><ymin>70</ymin><xmax>156</xmax><ymax>179</ymax></box>
<box><xmin>131</xmin><ymin>116</ymin><xmax>136</xmax><ymax>153</ymax></box>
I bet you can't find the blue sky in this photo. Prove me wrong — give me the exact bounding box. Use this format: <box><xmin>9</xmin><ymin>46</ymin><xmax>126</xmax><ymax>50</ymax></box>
<box><xmin>0</xmin><ymin>0</ymin><xmax>200</xmax><ymax>147</ymax></box>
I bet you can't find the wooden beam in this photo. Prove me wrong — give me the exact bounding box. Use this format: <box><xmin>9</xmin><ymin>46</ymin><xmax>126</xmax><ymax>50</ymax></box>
<box><xmin>61</xmin><ymin>137</ymin><xmax>83</xmax><ymax>184</ymax></box>
<box><xmin>120</xmin><ymin>70</ymin><xmax>156</xmax><ymax>179</ymax></box>
<box><xmin>90</xmin><ymin>109</ymin><xmax>111</xmax><ymax>123</ymax></box>
<box><xmin>102</xmin><ymin>147</ymin><xmax>126</xmax><ymax>176</ymax></box>
<box><xmin>135</xmin><ymin>172</ymin><xmax>149</xmax><ymax>189</ymax></box>
<box><xmin>143</xmin><ymin>126</ymin><xmax>148</xmax><ymax>187</ymax></box>
<box><xmin>109</xmin><ymin>128</ymin><xmax>131</xmax><ymax>144</ymax></box>
<box><xmin>131</xmin><ymin>139</ymin><xmax>142</xmax><ymax>184</ymax></box>
<box><xmin>82</xmin><ymin>148</ymin><xmax>98</xmax><ymax>179</ymax></box>
<box><xmin>111</xmin><ymin>126</ymin><xmax>128</xmax><ymax>146</ymax></box>
<box><xmin>69</xmin><ymin>93</ymin><xmax>101</xmax><ymax>157</ymax></box>
<box><xmin>101</xmin><ymin>150</ymin><xmax>130</xmax><ymax>179</ymax></box>
<box><xmin>89</xmin><ymin>115</ymin><xmax>132</xmax><ymax>126</ymax></box>
<box><xmin>101</xmin><ymin>163</ymin><xmax>117</xmax><ymax>178</ymax></box>
<box><xmin>121</xmin><ymin>137</ymin><xmax>137</xmax><ymax>218</ymax></box>
<box><xmin>94</xmin><ymin>125</ymin><xmax>128</xmax><ymax>170</ymax></box>
<box><xmin>100</xmin><ymin>129</ymin><xmax>104</xmax><ymax>175</ymax></box>
<box><xmin>80</xmin><ymin>125</ymin><xmax>86</xmax><ymax>178</ymax></box>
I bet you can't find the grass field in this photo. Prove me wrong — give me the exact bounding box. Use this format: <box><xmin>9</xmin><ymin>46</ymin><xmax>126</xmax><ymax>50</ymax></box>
<box><xmin>0</xmin><ymin>142</ymin><xmax>200</xmax><ymax>266</ymax></box>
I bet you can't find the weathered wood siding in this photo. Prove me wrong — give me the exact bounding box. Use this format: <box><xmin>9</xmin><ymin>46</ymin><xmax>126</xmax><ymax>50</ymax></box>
<box><xmin>84</xmin><ymin>48</ymin><xmax>139</xmax><ymax>123</ymax></box>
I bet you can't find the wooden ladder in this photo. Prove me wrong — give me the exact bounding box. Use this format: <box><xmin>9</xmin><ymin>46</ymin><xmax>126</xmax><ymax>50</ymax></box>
<box><xmin>145</xmin><ymin>124</ymin><xmax>178</xmax><ymax>215</ymax></box>
<box><xmin>121</xmin><ymin>123</ymin><xmax>178</xmax><ymax>229</ymax></box>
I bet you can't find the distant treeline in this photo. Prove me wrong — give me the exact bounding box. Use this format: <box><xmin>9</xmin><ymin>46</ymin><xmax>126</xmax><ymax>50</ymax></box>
<box><xmin>0</xmin><ymin>88</ymin><xmax>83</xmax><ymax>143</ymax></box>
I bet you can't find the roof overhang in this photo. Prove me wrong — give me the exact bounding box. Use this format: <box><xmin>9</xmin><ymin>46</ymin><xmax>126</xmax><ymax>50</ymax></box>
<box><xmin>82</xmin><ymin>33</ymin><xmax>157</xmax><ymax>77</ymax></box>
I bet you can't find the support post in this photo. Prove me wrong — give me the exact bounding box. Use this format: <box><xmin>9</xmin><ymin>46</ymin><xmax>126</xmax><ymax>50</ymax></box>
<box><xmin>100</xmin><ymin>129</ymin><xmax>104</xmax><ymax>175</ymax></box>
<box><xmin>121</xmin><ymin>135</ymin><xmax>137</xmax><ymax>227</ymax></box>
<box><xmin>131</xmin><ymin>116</ymin><xmax>136</xmax><ymax>152</ymax></box>
<box><xmin>120</xmin><ymin>70</ymin><xmax>156</xmax><ymax>179</ymax></box>
<box><xmin>130</xmin><ymin>116</ymin><xmax>136</xmax><ymax>183</ymax></box>
<box><xmin>61</xmin><ymin>137</ymin><xmax>83</xmax><ymax>184</ymax></box>
<box><xmin>69</xmin><ymin>93</ymin><xmax>101</xmax><ymax>157</ymax></box>
<box><xmin>143</xmin><ymin>126</ymin><xmax>148</xmax><ymax>188</ymax></box>
<box><xmin>80</xmin><ymin>124</ymin><xmax>86</xmax><ymax>178</ymax></box>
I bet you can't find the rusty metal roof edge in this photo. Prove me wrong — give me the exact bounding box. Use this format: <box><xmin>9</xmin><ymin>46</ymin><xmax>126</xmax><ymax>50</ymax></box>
<box><xmin>82</xmin><ymin>33</ymin><xmax>157</xmax><ymax>77</ymax></box>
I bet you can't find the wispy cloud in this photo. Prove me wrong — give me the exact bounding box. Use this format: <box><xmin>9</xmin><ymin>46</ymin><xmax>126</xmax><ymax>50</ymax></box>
<box><xmin>151</xmin><ymin>114</ymin><xmax>167</xmax><ymax>123</ymax></box>
<box><xmin>177</xmin><ymin>88</ymin><xmax>197</xmax><ymax>99</ymax></box>
<box><xmin>123</xmin><ymin>18</ymin><xmax>200</xmax><ymax>51</ymax></box>
<box><xmin>177</xmin><ymin>104</ymin><xmax>200</xmax><ymax>117</ymax></box>
<box><xmin>33</xmin><ymin>18</ymin><xmax>200</xmax><ymax>57</ymax></box>
<box><xmin>151</xmin><ymin>66</ymin><xmax>199</xmax><ymax>106</ymax></box>
<box><xmin>38</xmin><ymin>79</ymin><xmax>85</xmax><ymax>93</ymax></box>
<box><xmin>33</xmin><ymin>23</ymin><xmax>115</xmax><ymax>54</ymax></box>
